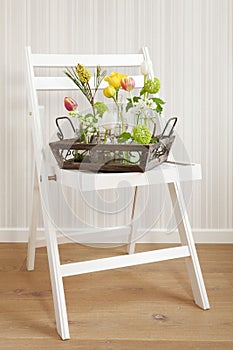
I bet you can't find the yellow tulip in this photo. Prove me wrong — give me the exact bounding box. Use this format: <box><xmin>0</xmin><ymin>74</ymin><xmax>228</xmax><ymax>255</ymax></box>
<box><xmin>103</xmin><ymin>85</ymin><xmax>116</xmax><ymax>98</ymax></box>
<box><xmin>104</xmin><ymin>72</ymin><xmax>127</xmax><ymax>89</ymax></box>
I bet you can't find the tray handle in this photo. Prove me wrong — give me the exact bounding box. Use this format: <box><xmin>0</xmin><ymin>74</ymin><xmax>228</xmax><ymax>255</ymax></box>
<box><xmin>55</xmin><ymin>116</ymin><xmax>76</xmax><ymax>140</ymax></box>
<box><xmin>161</xmin><ymin>117</ymin><xmax>178</xmax><ymax>138</ymax></box>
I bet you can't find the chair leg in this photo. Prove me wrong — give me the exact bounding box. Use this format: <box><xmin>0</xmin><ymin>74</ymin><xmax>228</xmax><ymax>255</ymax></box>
<box><xmin>27</xmin><ymin>171</ymin><xmax>40</xmax><ymax>271</ymax></box>
<box><xmin>44</xmin><ymin>224</ymin><xmax>70</xmax><ymax>340</ymax></box>
<box><xmin>168</xmin><ymin>182</ymin><xmax>210</xmax><ymax>310</ymax></box>
<box><xmin>127</xmin><ymin>186</ymin><xmax>138</xmax><ymax>254</ymax></box>
<box><xmin>40</xmin><ymin>173</ymin><xmax>70</xmax><ymax>340</ymax></box>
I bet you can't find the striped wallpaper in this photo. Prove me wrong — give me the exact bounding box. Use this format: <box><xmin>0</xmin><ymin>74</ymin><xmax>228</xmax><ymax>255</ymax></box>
<box><xmin>0</xmin><ymin>0</ymin><xmax>232</xmax><ymax>241</ymax></box>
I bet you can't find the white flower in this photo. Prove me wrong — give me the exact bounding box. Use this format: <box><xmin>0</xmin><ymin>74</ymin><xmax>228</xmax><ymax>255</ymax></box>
<box><xmin>140</xmin><ymin>60</ymin><xmax>152</xmax><ymax>75</ymax></box>
<box><xmin>129</xmin><ymin>98</ymin><xmax>157</xmax><ymax>121</ymax></box>
<box><xmin>147</xmin><ymin>99</ymin><xmax>156</xmax><ymax>109</ymax></box>
<box><xmin>86</xmin><ymin>116</ymin><xmax>93</xmax><ymax>123</ymax></box>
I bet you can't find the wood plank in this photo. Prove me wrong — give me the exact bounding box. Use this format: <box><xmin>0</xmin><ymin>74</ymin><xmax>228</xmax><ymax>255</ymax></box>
<box><xmin>31</xmin><ymin>53</ymin><xmax>144</xmax><ymax>67</ymax></box>
<box><xmin>0</xmin><ymin>243</ymin><xmax>233</xmax><ymax>345</ymax></box>
<box><xmin>1</xmin><ymin>339</ymin><xmax>233</xmax><ymax>350</ymax></box>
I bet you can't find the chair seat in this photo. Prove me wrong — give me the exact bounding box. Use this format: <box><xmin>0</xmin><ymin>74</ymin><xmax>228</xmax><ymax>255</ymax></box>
<box><xmin>55</xmin><ymin>162</ymin><xmax>201</xmax><ymax>192</ymax></box>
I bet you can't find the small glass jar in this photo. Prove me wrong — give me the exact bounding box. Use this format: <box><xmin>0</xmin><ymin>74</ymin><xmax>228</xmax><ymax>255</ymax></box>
<box><xmin>137</xmin><ymin>109</ymin><xmax>157</xmax><ymax>137</ymax></box>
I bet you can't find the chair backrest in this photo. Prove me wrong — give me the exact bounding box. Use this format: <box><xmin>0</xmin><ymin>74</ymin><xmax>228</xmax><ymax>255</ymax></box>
<box><xmin>25</xmin><ymin>46</ymin><xmax>154</xmax><ymax>172</ymax></box>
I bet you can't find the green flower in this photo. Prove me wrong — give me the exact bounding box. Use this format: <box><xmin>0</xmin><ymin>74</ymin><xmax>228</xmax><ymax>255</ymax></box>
<box><xmin>141</xmin><ymin>78</ymin><xmax>160</xmax><ymax>95</ymax></box>
<box><xmin>133</xmin><ymin>124</ymin><xmax>152</xmax><ymax>144</ymax></box>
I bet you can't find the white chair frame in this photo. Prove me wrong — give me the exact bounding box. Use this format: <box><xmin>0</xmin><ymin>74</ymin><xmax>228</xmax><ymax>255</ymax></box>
<box><xmin>25</xmin><ymin>46</ymin><xmax>210</xmax><ymax>340</ymax></box>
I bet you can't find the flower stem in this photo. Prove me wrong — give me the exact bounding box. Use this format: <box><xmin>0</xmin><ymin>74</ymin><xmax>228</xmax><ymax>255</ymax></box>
<box><xmin>86</xmin><ymin>81</ymin><xmax>96</xmax><ymax>117</ymax></box>
<box><xmin>130</xmin><ymin>91</ymin><xmax>134</xmax><ymax>106</ymax></box>
<box><xmin>143</xmin><ymin>75</ymin><xmax>148</xmax><ymax>101</ymax></box>
<box><xmin>113</xmin><ymin>96</ymin><xmax>125</xmax><ymax>133</ymax></box>
<box><xmin>104</xmin><ymin>129</ymin><xmax>108</xmax><ymax>143</ymax></box>
<box><xmin>152</xmin><ymin>122</ymin><xmax>156</xmax><ymax>138</ymax></box>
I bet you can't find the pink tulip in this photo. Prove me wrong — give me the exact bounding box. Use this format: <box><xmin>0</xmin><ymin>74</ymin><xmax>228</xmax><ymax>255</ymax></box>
<box><xmin>120</xmin><ymin>77</ymin><xmax>135</xmax><ymax>92</ymax></box>
<box><xmin>64</xmin><ymin>97</ymin><xmax>78</xmax><ymax>111</ymax></box>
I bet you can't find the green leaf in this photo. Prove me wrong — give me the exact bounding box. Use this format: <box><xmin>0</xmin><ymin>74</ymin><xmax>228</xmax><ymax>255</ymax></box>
<box><xmin>132</xmin><ymin>96</ymin><xmax>141</xmax><ymax>102</ymax></box>
<box><xmin>117</xmin><ymin>132</ymin><xmax>132</xmax><ymax>143</ymax></box>
<box><xmin>150</xmin><ymin>137</ymin><xmax>158</xmax><ymax>144</ymax></box>
<box><xmin>94</xmin><ymin>101</ymin><xmax>108</xmax><ymax>117</ymax></box>
<box><xmin>156</xmin><ymin>104</ymin><xmax>162</xmax><ymax>114</ymax></box>
<box><xmin>85</xmin><ymin>113</ymin><xmax>94</xmax><ymax>119</ymax></box>
<box><xmin>150</xmin><ymin>97</ymin><xmax>166</xmax><ymax>115</ymax></box>
<box><xmin>140</xmin><ymin>87</ymin><xmax>146</xmax><ymax>96</ymax></box>
<box><xmin>126</xmin><ymin>96</ymin><xmax>141</xmax><ymax>111</ymax></box>
<box><xmin>94</xmin><ymin>66</ymin><xmax>107</xmax><ymax>95</ymax></box>
<box><xmin>126</xmin><ymin>101</ymin><xmax>133</xmax><ymax>112</ymax></box>
<box><xmin>151</xmin><ymin>97</ymin><xmax>165</xmax><ymax>105</ymax></box>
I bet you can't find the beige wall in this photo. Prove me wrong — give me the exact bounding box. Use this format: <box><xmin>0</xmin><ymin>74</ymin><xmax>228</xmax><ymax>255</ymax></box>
<box><xmin>0</xmin><ymin>0</ymin><xmax>232</xmax><ymax>241</ymax></box>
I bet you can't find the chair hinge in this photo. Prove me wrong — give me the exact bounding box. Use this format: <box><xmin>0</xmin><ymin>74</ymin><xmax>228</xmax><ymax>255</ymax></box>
<box><xmin>48</xmin><ymin>175</ymin><xmax>57</xmax><ymax>181</ymax></box>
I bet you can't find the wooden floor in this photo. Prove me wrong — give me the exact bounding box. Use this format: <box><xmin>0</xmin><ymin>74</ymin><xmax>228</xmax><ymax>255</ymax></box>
<box><xmin>0</xmin><ymin>243</ymin><xmax>233</xmax><ymax>349</ymax></box>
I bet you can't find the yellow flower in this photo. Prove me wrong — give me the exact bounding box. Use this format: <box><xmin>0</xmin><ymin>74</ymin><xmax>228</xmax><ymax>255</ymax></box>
<box><xmin>104</xmin><ymin>72</ymin><xmax>127</xmax><ymax>89</ymax></box>
<box><xmin>103</xmin><ymin>85</ymin><xmax>116</xmax><ymax>98</ymax></box>
<box><xmin>76</xmin><ymin>64</ymin><xmax>91</xmax><ymax>83</ymax></box>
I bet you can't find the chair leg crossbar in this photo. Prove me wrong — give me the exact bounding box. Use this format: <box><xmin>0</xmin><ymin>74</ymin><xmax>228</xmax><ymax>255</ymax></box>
<box><xmin>60</xmin><ymin>245</ymin><xmax>190</xmax><ymax>277</ymax></box>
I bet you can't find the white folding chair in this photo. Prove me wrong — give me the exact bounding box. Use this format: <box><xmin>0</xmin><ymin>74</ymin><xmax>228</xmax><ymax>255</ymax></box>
<box><xmin>25</xmin><ymin>46</ymin><xmax>210</xmax><ymax>340</ymax></box>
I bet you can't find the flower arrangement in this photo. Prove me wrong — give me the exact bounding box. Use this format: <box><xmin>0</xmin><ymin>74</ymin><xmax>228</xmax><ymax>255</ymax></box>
<box><xmin>64</xmin><ymin>61</ymin><xmax>165</xmax><ymax>145</ymax></box>
<box><xmin>49</xmin><ymin>63</ymin><xmax>177</xmax><ymax>172</ymax></box>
